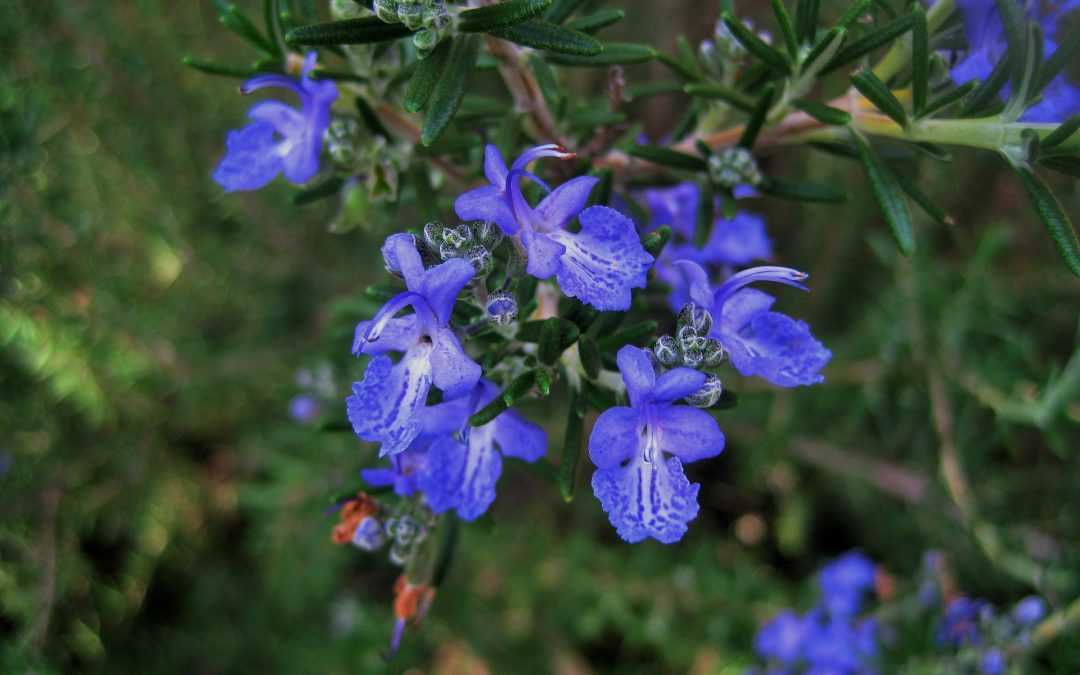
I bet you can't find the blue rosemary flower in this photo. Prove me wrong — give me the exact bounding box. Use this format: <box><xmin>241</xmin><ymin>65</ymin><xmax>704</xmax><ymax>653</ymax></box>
<box><xmin>938</xmin><ymin>597</ymin><xmax>992</xmax><ymax>647</ymax></box>
<box><xmin>213</xmin><ymin>52</ymin><xmax>339</xmax><ymax>191</ymax></box>
<box><xmin>677</xmin><ymin>261</ymin><xmax>831</xmax><ymax>387</ymax></box>
<box><xmin>643</xmin><ymin>183</ymin><xmax>772</xmax><ymax>310</ymax></box>
<box><xmin>361</xmin><ymin>438</ymin><xmax>431</xmax><ymax>497</ymax></box>
<box><xmin>818</xmin><ymin>551</ymin><xmax>877</xmax><ymax>619</ymax></box>
<box><xmin>455</xmin><ymin>144</ymin><xmax>653</xmax><ymax>310</ymax></box>
<box><xmin>418</xmin><ymin>380</ymin><xmax>547</xmax><ymax>521</ymax></box>
<box><xmin>950</xmin><ymin>0</ymin><xmax>1080</xmax><ymax>122</ymax></box>
<box><xmin>588</xmin><ymin>345</ymin><xmax>725</xmax><ymax>543</ymax></box>
<box><xmin>347</xmin><ymin>234</ymin><xmax>479</xmax><ymax>457</ymax></box>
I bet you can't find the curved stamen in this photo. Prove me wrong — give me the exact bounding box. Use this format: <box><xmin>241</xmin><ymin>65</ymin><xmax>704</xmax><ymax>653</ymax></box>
<box><xmin>240</xmin><ymin>73</ymin><xmax>306</xmax><ymax>99</ymax></box>
<box><xmin>713</xmin><ymin>265</ymin><xmax>809</xmax><ymax>309</ymax></box>
<box><xmin>506</xmin><ymin>169</ymin><xmax>538</xmax><ymax>230</ymax></box>
<box><xmin>641</xmin><ymin>423</ymin><xmax>662</xmax><ymax>468</ymax></box>
<box><xmin>510</xmin><ymin>144</ymin><xmax>574</xmax><ymax>172</ymax></box>
<box><xmin>356</xmin><ymin>291</ymin><xmax>439</xmax><ymax>351</ymax></box>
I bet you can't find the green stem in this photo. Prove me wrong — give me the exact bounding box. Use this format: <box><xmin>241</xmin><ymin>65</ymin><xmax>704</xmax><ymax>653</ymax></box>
<box><xmin>872</xmin><ymin>0</ymin><xmax>956</xmax><ymax>82</ymax></box>
<box><xmin>1032</xmin><ymin>595</ymin><xmax>1080</xmax><ymax>648</ymax></box>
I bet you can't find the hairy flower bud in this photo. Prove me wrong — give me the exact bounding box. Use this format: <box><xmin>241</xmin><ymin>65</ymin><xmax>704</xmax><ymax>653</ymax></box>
<box><xmin>470</xmin><ymin>219</ymin><xmax>502</xmax><ymax>249</ymax></box>
<box><xmin>701</xmin><ymin>338</ymin><xmax>728</xmax><ymax>368</ymax></box>
<box><xmin>677</xmin><ymin>302</ymin><xmax>713</xmax><ymax>336</ymax></box>
<box><xmin>486</xmin><ymin>290</ymin><xmax>518</xmax><ymax>326</ymax></box>
<box><xmin>654</xmin><ymin>334</ymin><xmax>680</xmax><ymax>367</ymax></box>
<box><xmin>685</xmin><ymin>373</ymin><xmax>723</xmax><ymax>408</ymax></box>
<box><xmin>464</xmin><ymin>245</ymin><xmax>492</xmax><ymax>276</ymax></box>
<box><xmin>708</xmin><ymin>147</ymin><xmax>763</xmax><ymax>189</ymax></box>
<box><xmin>682</xmin><ymin>348</ymin><xmax>704</xmax><ymax>369</ymax></box>
<box><xmin>443</xmin><ymin>223</ymin><xmax>473</xmax><ymax>249</ymax></box>
<box><xmin>326</xmin><ymin>116</ymin><xmax>361</xmax><ymax>168</ymax></box>
<box><xmin>423</xmin><ymin>221</ymin><xmax>444</xmax><ymax>250</ymax></box>
<box><xmin>677</xmin><ymin>325</ymin><xmax>707</xmax><ymax>351</ymax></box>
<box><xmin>351</xmin><ymin>517</ymin><xmax>386</xmax><ymax>551</ymax></box>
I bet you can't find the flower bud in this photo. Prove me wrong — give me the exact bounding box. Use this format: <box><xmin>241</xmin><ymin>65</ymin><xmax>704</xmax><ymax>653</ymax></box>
<box><xmin>677</xmin><ymin>325</ymin><xmax>707</xmax><ymax>351</ymax></box>
<box><xmin>443</xmin><ymin>223</ymin><xmax>473</xmax><ymax>249</ymax></box>
<box><xmin>677</xmin><ymin>302</ymin><xmax>713</xmax><ymax>336</ymax></box>
<box><xmin>464</xmin><ymin>245</ymin><xmax>492</xmax><ymax>276</ymax></box>
<box><xmin>373</xmin><ymin>0</ymin><xmax>399</xmax><ymax>24</ymax></box>
<box><xmin>386</xmin><ymin>515</ymin><xmax>424</xmax><ymax>548</ymax></box>
<box><xmin>701</xmin><ymin>338</ymin><xmax>728</xmax><ymax>368</ymax></box>
<box><xmin>423</xmin><ymin>220</ymin><xmax>444</xmax><ymax>250</ymax></box>
<box><xmin>708</xmin><ymin>147</ymin><xmax>763</xmax><ymax>189</ymax></box>
<box><xmin>470</xmin><ymin>219</ymin><xmax>502</xmax><ymax>249</ymax></box>
<box><xmin>685</xmin><ymin>373</ymin><xmax>723</xmax><ymax>408</ymax></box>
<box><xmin>399</xmin><ymin>3</ymin><xmax>424</xmax><ymax>29</ymax></box>
<box><xmin>682</xmin><ymin>348</ymin><xmax>704</xmax><ymax>369</ymax></box>
<box><xmin>351</xmin><ymin>517</ymin><xmax>386</xmax><ymax>551</ymax></box>
<box><xmin>413</xmin><ymin>28</ymin><xmax>439</xmax><ymax>56</ymax></box>
<box><xmin>331</xmin><ymin>0</ymin><xmax>366</xmax><ymax>19</ymax></box>
<box><xmin>654</xmin><ymin>334</ymin><xmax>680</xmax><ymax>367</ymax></box>
<box><xmin>486</xmin><ymin>290</ymin><xmax>518</xmax><ymax>326</ymax></box>
<box><xmin>326</xmin><ymin>116</ymin><xmax>361</xmax><ymax>168</ymax></box>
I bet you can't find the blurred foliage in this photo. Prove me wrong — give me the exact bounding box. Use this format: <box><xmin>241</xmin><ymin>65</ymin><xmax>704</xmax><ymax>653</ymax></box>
<box><xmin>1</xmin><ymin>1</ymin><xmax>1079</xmax><ymax>673</ymax></box>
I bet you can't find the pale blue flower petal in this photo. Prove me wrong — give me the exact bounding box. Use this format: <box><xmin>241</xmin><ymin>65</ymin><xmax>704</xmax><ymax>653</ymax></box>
<box><xmin>532</xmin><ymin>175</ymin><xmax>598</xmax><ymax>231</ymax></box>
<box><xmin>346</xmin><ymin>352</ymin><xmax>433</xmax><ymax>457</ymax></box>
<box><xmin>492</xmin><ymin>409</ymin><xmax>547</xmax><ymax>462</ymax></box>
<box><xmin>549</xmin><ymin>206</ymin><xmax>653</xmax><ymax>311</ymax></box>
<box><xmin>615</xmin><ymin>345</ymin><xmax>656</xmax><ymax>408</ymax></box>
<box><xmin>418</xmin><ymin>257</ymin><xmax>476</xmax><ymax>325</ymax></box>
<box><xmin>521</xmin><ymin>229</ymin><xmax>566</xmax><ymax>279</ymax></box>
<box><xmin>352</xmin><ymin>315</ymin><xmax>421</xmax><ymax>356</ymax></box>
<box><xmin>652</xmin><ymin>405</ymin><xmax>725</xmax><ymax>463</ymax></box>
<box><xmin>423</xmin><ymin>430</ymin><xmax>502</xmax><ymax>521</ymax></box>
<box><xmin>212</xmin><ymin>122</ymin><xmax>284</xmax><ymax>192</ymax></box>
<box><xmin>430</xmin><ymin>327</ymin><xmax>482</xmax><ymax>400</ymax></box>
<box><xmin>591</xmin><ymin>455</ymin><xmax>700</xmax><ymax>543</ymax></box>
<box><xmin>587</xmin><ymin>407</ymin><xmax>641</xmax><ymax>469</ymax></box>
<box><xmin>649</xmin><ymin>367</ymin><xmax>707</xmax><ymax>404</ymax></box>
<box><xmin>455</xmin><ymin>185</ymin><xmax>520</xmax><ymax>235</ymax></box>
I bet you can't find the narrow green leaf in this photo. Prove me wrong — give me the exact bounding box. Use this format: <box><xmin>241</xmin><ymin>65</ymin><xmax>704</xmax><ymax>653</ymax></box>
<box><xmin>800</xmin><ymin>26</ymin><xmax>845</xmax><ymax>75</ymax></box>
<box><xmin>1038</xmin><ymin>156</ymin><xmax>1080</xmax><ymax>178</ymax></box>
<box><xmin>792</xmin><ymin>99</ymin><xmax>852</xmax><ymax>125</ymax></box>
<box><xmin>535</xmin><ymin>368</ymin><xmax>552</xmax><ymax>396</ymax></box>
<box><xmin>587</xmin><ymin>311</ymin><xmax>625</xmax><ymax>339</ymax></box>
<box><xmin>889</xmin><ymin>166</ymin><xmax>951</xmax><ymax>225</ymax></box>
<box><xmin>694</xmin><ymin>176</ymin><xmax>715</xmax><ymax>249</ymax></box>
<box><xmin>566</xmin><ymin>9</ymin><xmax>624</xmax><ymax>33</ymax></box>
<box><xmin>1014</xmin><ymin>165</ymin><xmax>1080</xmax><ymax>277</ymax></box>
<box><xmin>503</xmin><ymin>370</ymin><xmax>538</xmax><ymax>405</ymax></box>
<box><xmin>683</xmin><ymin>84</ymin><xmax>753</xmax><ymax>111</ymax></box>
<box><xmin>852</xmin><ymin>131</ymin><xmax>915</xmax><ymax>255</ymax></box>
<box><xmin>421</xmin><ymin>35</ymin><xmax>480</xmax><ymax>146</ymax></box>
<box><xmin>794</xmin><ymin>0</ymin><xmax>820</xmax><ymax>44</ymax></box>
<box><xmin>657</xmin><ymin>51</ymin><xmax>700</xmax><ymax>81</ymax></box>
<box><xmin>920</xmin><ymin>79</ymin><xmax>980</xmax><ymax>118</ymax></box>
<box><xmin>546</xmin><ymin>42</ymin><xmax>655</xmax><ymax>66</ymax></box>
<box><xmin>836</xmin><ymin>0</ymin><xmax>870</xmax><ymax>30</ymax></box>
<box><xmin>851</xmin><ymin>70</ymin><xmax>907</xmax><ymax>127</ymax></box>
<box><xmin>517</xmin><ymin>317</ymin><xmax>579</xmax><ymax>345</ymax></box>
<box><xmin>722</xmin><ymin>12</ymin><xmax>791</xmax><ymax>75</ymax></box>
<box><xmin>181</xmin><ymin>56</ymin><xmax>259</xmax><ymax>78</ymax></box>
<box><xmin>539</xmin><ymin>317</ymin><xmax>565</xmax><ymax>365</ymax></box>
<box><xmin>578</xmin><ymin>335</ymin><xmax>602</xmax><ymax>380</ymax></box>
<box><xmin>529</xmin><ymin>54</ymin><xmax>560</xmax><ymax>104</ymax></box>
<box><xmin>558</xmin><ymin>389</ymin><xmax>585</xmax><ymax>502</ymax></box>
<box><xmin>911</xmin><ymin>6</ymin><xmax>928</xmax><ymax>114</ymax></box>
<box><xmin>628</xmin><ymin>145</ymin><xmax>707</xmax><ymax>171</ymax></box>
<box><xmin>595</xmin><ymin>320</ymin><xmax>658</xmax><ymax>352</ymax></box>
<box><xmin>404</xmin><ymin>37</ymin><xmax>453</xmax><ymax>112</ymax></box>
<box><xmin>458</xmin><ymin>0</ymin><xmax>552</xmax><ymax>33</ymax></box>
<box><xmin>493</xmin><ymin>20</ymin><xmax>602</xmax><ymax>56</ymax></box>
<box><xmin>627</xmin><ymin>81</ymin><xmax>686</xmax><ymax>99</ymax></box>
<box><xmin>823</xmin><ymin>12</ymin><xmax>915</xmax><ymax>74</ymax></box>
<box><xmin>675</xmin><ymin>35</ymin><xmax>704</xmax><ymax>80</ymax></box>
<box><xmin>993</xmin><ymin>0</ymin><xmax>1028</xmax><ymax>100</ymax></box>
<box><xmin>285</xmin><ymin>17</ymin><xmax>414</xmax><ymax>46</ymax></box>
<box><xmin>1035</xmin><ymin>22</ymin><xmax>1080</xmax><ymax>93</ymax></box>
<box><xmin>758</xmin><ymin>176</ymin><xmax>847</xmax><ymax>202</ymax></box>
<box><xmin>959</xmin><ymin>53</ymin><xmax>1012</xmax><ymax>116</ymax></box>
<box><xmin>770</xmin><ymin>0</ymin><xmax>799</xmax><ymax>59</ymax></box>
<box><xmin>1040</xmin><ymin>113</ymin><xmax>1080</xmax><ymax>150</ymax></box>
<box><xmin>469</xmin><ymin>395</ymin><xmax>509</xmax><ymax>426</ymax></box>
<box><xmin>212</xmin><ymin>1</ymin><xmax>279</xmax><ymax>55</ymax></box>
<box><xmin>640</xmin><ymin>224</ymin><xmax>672</xmax><ymax>257</ymax></box>
<box><xmin>738</xmin><ymin>84</ymin><xmax>775</xmax><ymax>148</ymax></box>
<box><xmin>545</xmin><ymin>0</ymin><xmax>583</xmax><ymax>24</ymax></box>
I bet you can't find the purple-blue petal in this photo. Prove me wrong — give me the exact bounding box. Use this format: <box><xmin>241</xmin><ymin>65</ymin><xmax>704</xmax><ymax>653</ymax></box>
<box><xmin>521</xmin><ymin>229</ymin><xmax>566</xmax><ymax>279</ymax></box>
<box><xmin>353</xmin><ymin>315</ymin><xmax>421</xmax><ymax>356</ymax></box>
<box><xmin>652</xmin><ymin>405</ymin><xmax>725</xmax><ymax>463</ymax></box>
<box><xmin>649</xmin><ymin>367</ymin><xmax>707</xmax><ymax>404</ymax></box>
<box><xmin>755</xmin><ymin>611</ymin><xmax>808</xmax><ymax>663</ymax></box>
<box><xmin>591</xmin><ymin>455</ymin><xmax>700</xmax><ymax>544</ymax></box>
<box><xmin>455</xmin><ymin>185</ymin><xmax>520</xmax><ymax>236</ymax></box>
<box><xmin>429</xmin><ymin>327</ymin><xmax>482</xmax><ymax>399</ymax></box>
<box><xmin>419</xmin><ymin>257</ymin><xmax>475</xmax><ymax>325</ymax></box>
<box><xmin>587</xmin><ymin>406</ymin><xmax>640</xmax><ymax>469</ymax></box>
<box><xmin>492</xmin><ymin>409</ymin><xmax>547</xmax><ymax>462</ymax></box>
<box><xmin>718</xmin><ymin>291</ymin><xmax>831</xmax><ymax>387</ymax></box>
<box><xmin>346</xmin><ymin>351</ymin><xmax>432</xmax><ymax>457</ymax></box>
<box><xmin>482</xmin><ymin>144</ymin><xmax>509</xmax><ymax>186</ymax></box>
<box><xmin>672</xmin><ymin>260</ymin><xmax>715</xmax><ymax>310</ymax></box>
<box><xmin>422</xmin><ymin>431</ymin><xmax>502</xmax><ymax>521</ymax></box>
<box><xmin>615</xmin><ymin>345</ymin><xmax>656</xmax><ymax>409</ymax></box>
<box><xmin>382</xmin><ymin>234</ymin><xmax>427</xmax><ymax>290</ymax></box>
<box><xmin>532</xmin><ymin>175</ymin><xmax>598</xmax><ymax>231</ymax></box>
<box><xmin>550</xmin><ymin>206</ymin><xmax>653</xmax><ymax>311</ymax></box>
<box><xmin>212</xmin><ymin>122</ymin><xmax>285</xmax><ymax>192</ymax></box>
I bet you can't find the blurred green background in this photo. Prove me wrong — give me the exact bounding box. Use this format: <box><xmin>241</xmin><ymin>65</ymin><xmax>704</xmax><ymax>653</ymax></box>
<box><xmin>2</xmin><ymin>1</ymin><xmax>1079</xmax><ymax>673</ymax></box>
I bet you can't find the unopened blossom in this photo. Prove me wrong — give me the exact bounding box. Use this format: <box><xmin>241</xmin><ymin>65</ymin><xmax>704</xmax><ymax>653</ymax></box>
<box><xmin>588</xmin><ymin>345</ymin><xmax>725</xmax><ymax>543</ymax></box>
<box><xmin>347</xmin><ymin>234</ymin><xmax>479</xmax><ymax>456</ymax></box>
<box><xmin>676</xmin><ymin>261</ymin><xmax>831</xmax><ymax>387</ymax></box>
<box><xmin>455</xmin><ymin>144</ymin><xmax>653</xmax><ymax>310</ymax></box>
